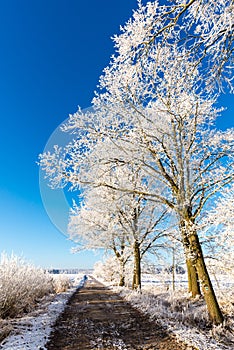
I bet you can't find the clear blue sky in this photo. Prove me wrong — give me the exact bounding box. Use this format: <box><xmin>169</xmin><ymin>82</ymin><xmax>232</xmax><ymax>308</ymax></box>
<box><xmin>0</xmin><ymin>0</ymin><xmax>233</xmax><ymax>269</ymax></box>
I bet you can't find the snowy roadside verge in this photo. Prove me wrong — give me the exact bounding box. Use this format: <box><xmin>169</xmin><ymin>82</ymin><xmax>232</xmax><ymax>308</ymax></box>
<box><xmin>119</xmin><ymin>290</ymin><xmax>230</xmax><ymax>350</ymax></box>
<box><xmin>96</xmin><ymin>276</ymin><xmax>234</xmax><ymax>350</ymax></box>
<box><xmin>0</xmin><ymin>274</ymin><xmax>87</xmax><ymax>350</ymax></box>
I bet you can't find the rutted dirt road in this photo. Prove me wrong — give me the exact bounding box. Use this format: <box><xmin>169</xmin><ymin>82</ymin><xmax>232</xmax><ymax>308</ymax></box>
<box><xmin>46</xmin><ymin>276</ymin><xmax>196</xmax><ymax>350</ymax></box>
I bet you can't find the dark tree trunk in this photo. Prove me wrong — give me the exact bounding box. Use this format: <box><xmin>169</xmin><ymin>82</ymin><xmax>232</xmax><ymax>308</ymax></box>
<box><xmin>180</xmin><ymin>220</ymin><xmax>201</xmax><ymax>297</ymax></box>
<box><xmin>188</xmin><ymin>231</ymin><xmax>224</xmax><ymax>325</ymax></box>
<box><xmin>186</xmin><ymin>259</ymin><xmax>201</xmax><ymax>297</ymax></box>
<box><xmin>119</xmin><ymin>258</ymin><xmax>125</xmax><ymax>287</ymax></box>
<box><xmin>172</xmin><ymin>247</ymin><xmax>175</xmax><ymax>291</ymax></box>
<box><xmin>132</xmin><ymin>240</ymin><xmax>141</xmax><ymax>290</ymax></box>
<box><xmin>119</xmin><ymin>275</ymin><xmax>125</xmax><ymax>287</ymax></box>
<box><xmin>180</xmin><ymin>208</ymin><xmax>223</xmax><ymax>323</ymax></box>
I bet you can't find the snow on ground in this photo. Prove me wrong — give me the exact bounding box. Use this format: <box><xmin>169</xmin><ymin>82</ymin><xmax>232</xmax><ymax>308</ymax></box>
<box><xmin>0</xmin><ymin>274</ymin><xmax>86</xmax><ymax>350</ymax></box>
<box><xmin>1</xmin><ymin>273</ymin><xmax>233</xmax><ymax>350</ymax></box>
<box><xmin>118</xmin><ymin>288</ymin><xmax>228</xmax><ymax>350</ymax></box>
<box><xmin>100</xmin><ymin>273</ymin><xmax>234</xmax><ymax>350</ymax></box>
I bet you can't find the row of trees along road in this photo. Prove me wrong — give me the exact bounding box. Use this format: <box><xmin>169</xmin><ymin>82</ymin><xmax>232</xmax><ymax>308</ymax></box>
<box><xmin>39</xmin><ymin>0</ymin><xmax>234</xmax><ymax>325</ymax></box>
<box><xmin>68</xmin><ymin>165</ymin><xmax>170</xmax><ymax>289</ymax></box>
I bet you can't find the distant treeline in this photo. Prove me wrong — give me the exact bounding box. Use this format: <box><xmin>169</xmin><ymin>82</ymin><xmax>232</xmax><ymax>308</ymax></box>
<box><xmin>46</xmin><ymin>268</ymin><xmax>93</xmax><ymax>274</ymax></box>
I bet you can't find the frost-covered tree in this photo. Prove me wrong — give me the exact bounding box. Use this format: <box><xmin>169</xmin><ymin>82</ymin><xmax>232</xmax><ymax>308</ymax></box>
<box><xmin>40</xmin><ymin>60</ymin><xmax>233</xmax><ymax>322</ymax></box>
<box><xmin>113</xmin><ymin>0</ymin><xmax>233</xmax><ymax>92</ymax></box>
<box><xmin>200</xmin><ymin>182</ymin><xmax>234</xmax><ymax>279</ymax></box>
<box><xmin>93</xmin><ymin>257</ymin><xmax>121</xmax><ymax>284</ymax></box>
<box><xmin>69</xmin><ymin>187</ymin><xmax>132</xmax><ymax>287</ymax></box>
<box><xmin>161</xmin><ymin>231</ymin><xmax>186</xmax><ymax>291</ymax></box>
<box><xmin>39</xmin><ymin>0</ymin><xmax>234</xmax><ymax>324</ymax></box>
<box><xmin>69</xmin><ymin>165</ymin><xmax>169</xmax><ymax>289</ymax></box>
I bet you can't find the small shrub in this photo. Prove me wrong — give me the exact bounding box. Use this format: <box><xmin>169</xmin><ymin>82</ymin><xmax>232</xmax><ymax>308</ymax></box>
<box><xmin>0</xmin><ymin>320</ymin><xmax>13</xmax><ymax>342</ymax></box>
<box><xmin>52</xmin><ymin>274</ymin><xmax>71</xmax><ymax>293</ymax></box>
<box><xmin>0</xmin><ymin>253</ymin><xmax>53</xmax><ymax>318</ymax></box>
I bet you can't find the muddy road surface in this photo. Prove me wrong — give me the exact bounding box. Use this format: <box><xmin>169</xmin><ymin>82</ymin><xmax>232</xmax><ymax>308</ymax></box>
<box><xmin>46</xmin><ymin>276</ymin><xmax>196</xmax><ymax>350</ymax></box>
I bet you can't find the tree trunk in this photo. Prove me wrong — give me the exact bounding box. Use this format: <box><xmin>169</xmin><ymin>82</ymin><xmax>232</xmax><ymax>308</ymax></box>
<box><xmin>188</xmin><ymin>230</ymin><xmax>224</xmax><ymax>324</ymax></box>
<box><xmin>186</xmin><ymin>259</ymin><xmax>201</xmax><ymax>297</ymax></box>
<box><xmin>119</xmin><ymin>275</ymin><xmax>125</xmax><ymax>287</ymax></box>
<box><xmin>132</xmin><ymin>240</ymin><xmax>141</xmax><ymax>290</ymax></box>
<box><xmin>172</xmin><ymin>247</ymin><xmax>175</xmax><ymax>291</ymax></box>
<box><xmin>132</xmin><ymin>270</ymin><xmax>136</xmax><ymax>289</ymax></box>
<box><xmin>180</xmin><ymin>220</ymin><xmax>201</xmax><ymax>297</ymax></box>
<box><xmin>119</xmin><ymin>258</ymin><xmax>125</xmax><ymax>287</ymax></box>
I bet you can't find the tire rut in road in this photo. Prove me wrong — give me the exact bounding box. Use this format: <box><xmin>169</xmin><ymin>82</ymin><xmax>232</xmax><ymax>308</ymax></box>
<box><xmin>45</xmin><ymin>276</ymin><xmax>195</xmax><ymax>350</ymax></box>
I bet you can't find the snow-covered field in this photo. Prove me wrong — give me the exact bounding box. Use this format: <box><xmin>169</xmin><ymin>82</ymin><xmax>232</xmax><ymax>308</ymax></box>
<box><xmin>0</xmin><ymin>274</ymin><xmax>85</xmax><ymax>350</ymax></box>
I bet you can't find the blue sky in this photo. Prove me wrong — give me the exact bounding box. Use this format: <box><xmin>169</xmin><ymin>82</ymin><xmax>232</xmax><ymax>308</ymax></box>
<box><xmin>0</xmin><ymin>0</ymin><xmax>233</xmax><ymax>269</ymax></box>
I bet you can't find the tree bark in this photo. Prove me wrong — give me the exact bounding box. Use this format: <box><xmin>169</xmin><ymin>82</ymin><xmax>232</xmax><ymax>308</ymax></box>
<box><xmin>112</xmin><ymin>244</ymin><xmax>127</xmax><ymax>287</ymax></box>
<box><xmin>188</xmin><ymin>231</ymin><xmax>224</xmax><ymax>324</ymax></box>
<box><xmin>119</xmin><ymin>275</ymin><xmax>125</xmax><ymax>287</ymax></box>
<box><xmin>180</xmin><ymin>220</ymin><xmax>201</xmax><ymax>297</ymax></box>
<box><xmin>119</xmin><ymin>258</ymin><xmax>125</xmax><ymax>287</ymax></box>
<box><xmin>132</xmin><ymin>240</ymin><xmax>141</xmax><ymax>290</ymax></box>
<box><xmin>172</xmin><ymin>247</ymin><xmax>175</xmax><ymax>291</ymax></box>
<box><xmin>186</xmin><ymin>259</ymin><xmax>201</xmax><ymax>297</ymax></box>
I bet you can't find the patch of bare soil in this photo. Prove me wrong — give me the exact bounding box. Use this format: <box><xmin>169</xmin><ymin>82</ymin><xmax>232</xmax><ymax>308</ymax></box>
<box><xmin>46</xmin><ymin>276</ymin><xmax>197</xmax><ymax>350</ymax></box>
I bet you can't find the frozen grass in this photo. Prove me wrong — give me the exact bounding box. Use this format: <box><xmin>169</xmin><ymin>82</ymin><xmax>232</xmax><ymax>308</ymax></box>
<box><xmin>0</xmin><ymin>254</ymin><xmax>76</xmax><ymax>321</ymax></box>
<box><xmin>52</xmin><ymin>274</ymin><xmax>72</xmax><ymax>293</ymax></box>
<box><xmin>0</xmin><ymin>253</ymin><xmax>54</xmax><ymax>319</ymax></box>
<box><xmin>0</xmin><ymin>274</ymin><xmax>86</xmax><ymax>349</ymax></box>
